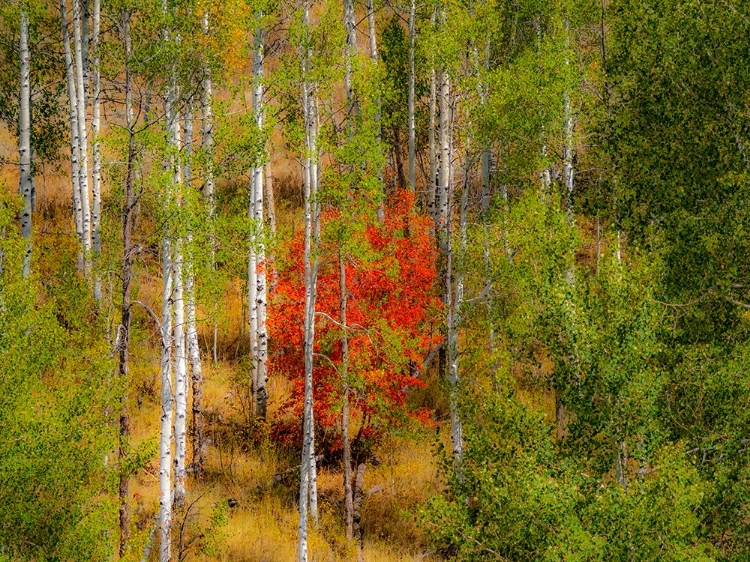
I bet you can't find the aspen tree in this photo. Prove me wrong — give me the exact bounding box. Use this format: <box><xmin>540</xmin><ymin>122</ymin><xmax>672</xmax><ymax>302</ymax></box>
<box><xmin>72</xmin><ymin>0</ymin><xmax>91</xmax><ymax>275</ymax></box>
<box><xmin>340</xmin><ymin>0</ymin><xmax>357</xmax><ymax>539</ymax></box>
<box><xmin>436</xmin><ymin>1</ymin><xmax>462</xmax><ymax>463</ymax></box>
<box><xmin>407</xmin><ymin>0</ymin><xmax>416</xmax><ymax>192</ymax></box>
<box><xmin>91</xmin><ymin>0</ymin><xmax>102</xmax><ymax>300</ymax></box>
<box><xmin>18</xmin><ymin>4</ymin><xmax>31</xmax><ymax>277</ymax></box>
<box><xmin>167</xmin><ymin>38</ymin><xmax>188</xmax><ymax>514</ymax></box>
<box><xmin>118</xmin><ymin>10</ymin><xmax>135</xmax><ymax>553</ymax></box>
<box><xmin>298</xmin><ymin>2</ymin><xmax>321</xmax><ymax>558</ymax></box>
<box><xmin>367</xmin><ymin>0</ymin><xmax>385</xmax><ymax>220</ymax></box>
<box><xmin>249</xmin><ymin>14</ymin><xmax>269</xmax><ymax>420</ymax></box>
<box><xmin>200</xmin><ymin>10</ymin><xmax>219</xmax><ymax>366</ymax></box>
<box><xmin>159</xmin><ymin>0</ymin><xmax>180</xmax><ymax>550</ymax></box>
<box><xmin>184</xmin><ymin>103</ymin><xmax>205</xmax><ymax>481</ymax></box>
<box><xmin>60</xmin><ymin>0</ymin><xmax>84</xmax><ymax>272</ymax></box>
<box><xmin>158</xmin><ymin>234</ymin><xmax>174</xmax><ymax>562</ymax></box>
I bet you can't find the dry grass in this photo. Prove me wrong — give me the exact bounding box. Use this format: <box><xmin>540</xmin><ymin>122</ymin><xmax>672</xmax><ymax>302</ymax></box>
<box><xmin>1</xmin><ymin>119</ymin><xmax>443</xmax><ymax>562</ymax></box>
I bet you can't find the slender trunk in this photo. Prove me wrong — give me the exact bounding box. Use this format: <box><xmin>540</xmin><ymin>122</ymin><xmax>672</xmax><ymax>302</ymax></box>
<box><xmin>393</xmin><ymin>127</ymin><xmax>406</xmax><ymax>189</ymax></box>
<box><xmin>73</xmin><ymin>0</ymin><xmax>92</xmax><ymax>275</ymax></box>
<box><xmin>201</xmin><ymin>11</ymin><xmax>218</xmax><ymax>366</ymax></box>
<box><xmin>172</xmin><ymin>238</ymin><xmax>188</xmax><ymax>508</ymax></box>
<box><xmin>343</xmin><ymin>0</ymin><xmax>357</xmax><ymax>115</ymax></box>
<box><xmin>264</xmin><ymin>163</ymin><xmax>278</xmax><ymax>295</ymax></box>
<box><xmin>479</xmin><ymin>41</ymin><xmax>497</xmax><ymax>387</ymax></box>
<box><xmin>340</xmin><ymin>253</ymin><xmax>354</xmax><ymax>540</ymax></box>
<box><xmin>352</xmin><ymin>463</ymin><xmax>367</xmax><ymax>560</ymax></box>
<box><xmin>184</xmin><ymin>107</ymin><xmax>205</xmax><ymax>482</ymax></box>
<box><xmin>299</xmin><ymin>4</ymin><xmax>319</xmax><ymax>557</ymax></box>
<box><xmin>428</xmin><ymin>66</ymin><xmax>436</xmax><ymax>221</ymax></box>
<box><xmin>187</xmin><ymin>267</ymin><xmax>205</xmax><ymax>481</ymax></box>
<box><xmin>437</xmin><ymin>4</ymin><xmax>461</xmax><ymax>462</ymax></box>
<box><xmin>166</xmin><ymin>46</ymin><xmax>187</xmax><ymax>511</ymax></box>
<box><xmin>437</xmin><ymin>71</ymin><xmax>450</xmax><ymax>250</ymax></box>
<box><xmin>60</xmin><ymin>0</ymin><xmax>84</xmax><ymax>272</ymax></box>
<box><xmin>407</xmin><ymin>0</ymin><xmax>416</xmax><ymax>192</ymax></box>
<box><xmin>91</xmin><ymin>0</ymin><xmax>102</xmax><ymax>300</ymax></box>
<box><xmin>18</xmin><ymin>8</ymin><xmax>32</xmax><ymax>278</ymax></box>
<box><xmin>158</xmin><ymin>238</ymin><xmax>174</xmax><ymax>562</ymax></box>
<box><xmin>615</xmin><ymin>439</ymin><xmax>628</xmax><ymax>491</ymax></box>
<box><xmin>81</xmin><ymin>0</ymin><xmax>89</xmax><ymax>102</ymax></box>
<box><xmin>366</xmin><ymin>0</ymin><xmax>384</xmax><ymax>221</ymax></box>
<box><xmin>562</xmin><ymin>18</ymin><xmax>574</xmax><ymax>214</ymax></box>
<box><xmin>446</xmin><ymin>150</ymin><xmax>468</xmax><ymax>468</ymax></box>
<box><xmin>309</xmin><ymin>430</ymin><xmax>319</xmax><ymax>525</ymax></box>
<box><xmin>118</xmin><ymin>11</ymin><xmax>135</xmax><ymax>555</ymax></box>
<box><xmin>250</xmin><ymin>21</ymin><xmax>268</xmax><ymax>420</ymax></box>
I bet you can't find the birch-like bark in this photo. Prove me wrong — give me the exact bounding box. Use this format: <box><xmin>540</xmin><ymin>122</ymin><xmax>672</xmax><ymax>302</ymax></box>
<box><xmin>407</xmin><ymin>0</ymin><xmax>416</xmax><ymax>192</ymax></box>
<box><xmin>437</xmin><ymin>4</ymin><xmax>462</xmax><ymax>463</ymax></box>
<box><xmin>340</xmin><ymin>253</ymin><xmax>354</xmax><ymax>539</ymax></box>
<box><xmin>60</xmin><ymin>0</ymin><xmax>84</xmax><ymax>272</ymax></box>
<box><xmin>91</xmin><ymin>0</ymin><xmax>102</xmax><ymax>300</ymax></box>
<box><xmin>562</xmin><ymin>18</ymin><xmax>574</xmax><ymax>213</ymax></box>
<box><xmin>437</xmin><ymin>71</ymin><xmax>450</xmax><ymax>252</ymax></box>
<box><xmin>201</xmin><ymin>11</ymin><xmax>218</xmax><ymax>366</ymax></box>
<box><xmin>158</xmin><ymin>237</ymin><xmax>174</xmax><ymax>562</ymax></box>
<box><xmin>249</xmin><ymin>20</ymin><xmax>269</xmax><ymax>420</ymax></box>
<box><xmin>73</xmin><ymin>0</ymin><xmax>91</xmax><ymax>275</ymax></box>
<box><xmin>264</xmin><ymin>163</ymin><xmax>278</xmax><ymax>294</ymax></box>
<box><xmin>167</xmin><ymin>67</ymin><xmax>187</xmax><ymax>513</ymax></box>
<box><xmin>446</xmin><ymin>151</ymin><xmax>469</xmax><ymax>467</ymax></box>
<box><xmin>343</xmin><ymin>0</ymin><xmax>357</xmax><ymax>113</ymax></box>
<box><xmin>352</xmin><ymin>463</ymin><xmax>366</xmax><ymax>561</ymax></box>
<box><xmin>18</xmin><ymin>8</ymin><xmax>32</xmax><ymax>278</ymax></box>
<box><xmin>172</xmin><ymin>238</ymin><xmax>188</xmax><ymax>508</ymax></box>
<box><xmin>184</xmin><ymin>107</ymin><xmax>205</xmax><ymax>481</ymax></box>
<box><xmin>366</xmin><ymin>0</ymin><xmax>385</xmax><ymax>220</ymax></box>
<box><xmin>118</xmin><ymin>12</ymin><xmax>135</xmax><ymax>555</ymax></box>
<box><xmin>299</xmin><ymin>3</ymin><xmax>320</xmax><ymax>557</ymax></box>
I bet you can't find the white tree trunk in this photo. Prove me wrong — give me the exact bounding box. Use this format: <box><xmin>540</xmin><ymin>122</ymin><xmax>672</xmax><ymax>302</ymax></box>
<box><xmin>340</xmin><ymin>253</ymin><xmax>354</xmax><ymax>539</ymax></box>
<box><xmin>172</xmin><ymin>237</ymin><xmax>188</xmax><ymax>508</ymax></box>
<box><xmin>91</xmin><ymin>0</ymin><xmax>102</xmax><ymax>300</ymax></box>
<box><xmin>407</xmin><ymin>0</ymin><xmax>416</xmax><ymax>192</ymax></box>
<box><xmin>18</xmin><ymin>8</ymin><xmax>32</xmax><ymax>278</ymax></box>
<box><xmin>201</xmin><ymin>11</ymin><xmax>218</xmax><ymax>366</ymax></box>
<box><xmin>60</xmin><ymin>0</ymin><xmax>84</xmax><ymax>272</ymax></box>
<box><xmin>343</xmin><ymin>0</ymin><xmax>357</xmax><ymax>112</ymax></box>
<box><xmin>299</xmin><ymin>3</ymin><xmax>320</xmax><ymax>558</ymax></box>
<box><xmin>73</xmin><ymin>0</ymin><xmax>91</xmax><ymax>277</ymax></box>
<box><xmin>167</xmin><ymin>61</ymin><xmax>187</xmax><ymax>512</ymax></box>
<box><xmin>158</xmin><ymin>237</ymin><xmax>174</xmax><ymax>562</ymax></box>
<box><xmin>563</xmin><ymin>18</ymin><xmax>574</xmax><ymax>211</ymax></box>
<box><xmin>366</xmin><ymin>0</ymin><xmax>384</xmax><ymax>220</ymax></box>
<box><xmin>437</xmin><ymin>71</ymin><xmax>450</xmax><ymax>249</ymax></box>
<box><xmin>249</xmin><ymin>21</ymin><xmax>268</xmax><ymax>419</ymax></box>
<box><xmin>264</xmin><ymin>163</ymin><xmax>278</xmax><ymax>295</ymax></box>
<box><xmin>447</xmin><ymin>151</ymin><xmax>470</xmax><ymax>467</ymax></box>
<box><xmin>183</xmin><ymin>106</ymin><xmax>205</xmax><ymax>480</ymax></box>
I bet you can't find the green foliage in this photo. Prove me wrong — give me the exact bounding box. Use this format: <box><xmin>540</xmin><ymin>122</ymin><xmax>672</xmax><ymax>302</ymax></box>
<box><xmin>0</xmin><ymin>194</ymin><xmax>116</xmax><ymax>559</ymax></box>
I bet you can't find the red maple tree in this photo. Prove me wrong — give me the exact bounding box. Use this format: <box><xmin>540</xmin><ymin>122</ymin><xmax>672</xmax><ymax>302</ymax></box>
<box><xmin>268</xmin><ymin>190</ymin><xmax>440</xmax><ymax>456</ymax></box>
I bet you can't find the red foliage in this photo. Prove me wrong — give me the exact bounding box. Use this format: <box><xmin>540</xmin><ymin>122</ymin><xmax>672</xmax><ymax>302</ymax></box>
<box><xmin>268</xmin><ymin>190</ymin><xmax>440</xmax><ymax>453</ymax></box>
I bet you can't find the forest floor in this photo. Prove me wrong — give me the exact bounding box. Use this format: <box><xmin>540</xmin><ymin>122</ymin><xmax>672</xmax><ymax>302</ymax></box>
<box><xmin>127</xmin><ymin>351</ymin><xmax>441</xmax><ymax>561</ymax></box>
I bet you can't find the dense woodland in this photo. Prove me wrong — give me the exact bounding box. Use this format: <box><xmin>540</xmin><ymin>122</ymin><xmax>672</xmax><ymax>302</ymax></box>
<box><xmin>1</xmin><ymin>0</ymin><xmax>749</xmax><ymax>560</ymax></box>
